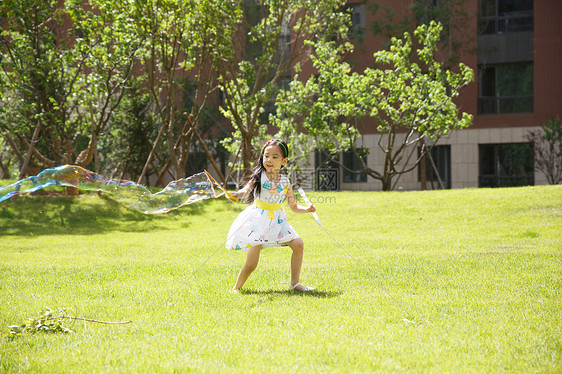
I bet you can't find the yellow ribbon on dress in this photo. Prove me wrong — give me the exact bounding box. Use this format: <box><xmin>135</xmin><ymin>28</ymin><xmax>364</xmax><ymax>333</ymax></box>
<box><xmin>255</xmin><ymin>199</ymin><xmax>281</xmax><ymax>219</ymax></box>
<box><xmin>255</xmin><ymin>199</ymin><xmax>282</xmax><ymax>211</ymax></box>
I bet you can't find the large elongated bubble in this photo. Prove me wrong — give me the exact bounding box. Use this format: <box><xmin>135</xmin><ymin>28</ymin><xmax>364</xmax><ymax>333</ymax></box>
<box><xmin>0</xmin><ymin>165</ymin><xmax>225</xmax><ymax>214</ymax></box>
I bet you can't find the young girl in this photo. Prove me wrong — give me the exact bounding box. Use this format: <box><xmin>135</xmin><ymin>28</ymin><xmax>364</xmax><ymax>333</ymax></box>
<box><xmin>225</xmin><ymin>139</ymin><xmax>316</xmax><ymax>292</ymax></box>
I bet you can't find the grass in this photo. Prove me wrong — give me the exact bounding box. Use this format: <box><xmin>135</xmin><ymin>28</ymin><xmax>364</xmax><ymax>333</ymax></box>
<box><xmin>0</xmin><ymin>185</ymin><xmax>561</xmax><ymax>373</ymax></box>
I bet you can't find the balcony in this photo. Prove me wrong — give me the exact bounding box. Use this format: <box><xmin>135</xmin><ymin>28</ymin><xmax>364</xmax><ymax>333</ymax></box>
<box><xmin>478</xmin><ymin>96</ymin><xmax>533</xmax><ymax>115</ymax></box>
<box><xmin>478</xmin><ymin>11</ymin><xmax>533</xmax><ymax>35</ymax></box>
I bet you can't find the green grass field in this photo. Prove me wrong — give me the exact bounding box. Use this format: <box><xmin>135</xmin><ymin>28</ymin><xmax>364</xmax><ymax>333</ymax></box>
<box><xmin>0</xmin><ymin>185</ymin><xmax>561</xmax><ymax>372</ymax></box>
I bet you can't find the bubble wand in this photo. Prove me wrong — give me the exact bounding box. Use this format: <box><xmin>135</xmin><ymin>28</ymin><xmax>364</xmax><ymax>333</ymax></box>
<box><xmin>297</xmin><ymin>187</ymin><xmax>322</xmax><ymax>226</ymax></box>
<box><xmin>204</xmin><ymin>170</ymin><xmax>237</xmax><ymax>202</ymax></box>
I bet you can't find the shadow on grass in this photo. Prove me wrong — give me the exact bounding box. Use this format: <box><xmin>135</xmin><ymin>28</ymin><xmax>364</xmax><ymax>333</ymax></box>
<box><xmin>0</xmin><ymin>192</ymin><xmax>210</xmax><ymax>236</ymax></box>
<box><xmin>238</xmin><ymin>289</ymin><xmax>343</xmax><ymax>298</ymax></box>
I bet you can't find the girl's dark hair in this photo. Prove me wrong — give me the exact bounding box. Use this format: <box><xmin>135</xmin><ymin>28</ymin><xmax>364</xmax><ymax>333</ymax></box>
<box><xmin>244</xmin><ymin>139</ymin><xmax>289</xmax><ymax>203</ymax></box>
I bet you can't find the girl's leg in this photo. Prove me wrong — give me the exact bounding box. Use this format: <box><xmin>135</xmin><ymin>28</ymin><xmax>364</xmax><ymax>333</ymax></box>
<box><xmin>233</xmin><ymin>245</ymin><xmax>262</xmax><ymax>290</ymax></box>
<box><xmin>286</xmin><ymin>238</ymin><xmax>306</xmax><ymax>288</ymax></box>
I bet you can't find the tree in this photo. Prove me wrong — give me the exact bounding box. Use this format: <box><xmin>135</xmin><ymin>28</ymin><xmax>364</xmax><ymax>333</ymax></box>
<box><xmin>273</xmin><ymin>21</ymin><xmax>474</xmax><ymax>191</ymax></box>
<box><xmin>0</xmin><ymin>135</ymin><xmax>16</xmax><ymax>178</ymax></box>
<box><xmin>100</xmin><ymin>78</ymin><xmax>157</xmax><ymax>182</ymax></box>
<box><xmin>527</xmin><ymin>116</ymin><xmax>562</xmax><ymax>185</ymax></box>
<box><xmin>134</xmin><ymin>0</ymin><xmax>241</xmax><ymax>183</ymax></box>
<box><xmin>217</xmin><ymin>0</ymin><xmax>349</xmax><ymax>176</ymax></box>
<box><xmin>0</xmin><ymin>0</ymin><xmax>86</xmax><ymax>175</ymax></box>
<box><xmin>0</xmin><ymin>0</ymin><xmax>141</xmax><ymax>176</ymax></box>
<box><xmin>68</xmin><ymin>0</ymin><xmax>143</xmax><ymax>171</ymax></box>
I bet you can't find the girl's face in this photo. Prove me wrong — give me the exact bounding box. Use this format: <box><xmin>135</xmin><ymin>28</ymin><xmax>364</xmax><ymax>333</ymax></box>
<box><xmin>262</xmin><ymin>144</ymin><xmax>287</xmax><ymax>173</ymax></box>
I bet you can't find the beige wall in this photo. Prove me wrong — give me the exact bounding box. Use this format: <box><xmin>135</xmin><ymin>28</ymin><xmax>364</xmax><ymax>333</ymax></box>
<box><xmin>338</xmin><ymin>126</ymin><xmax>548</xmax><ymax>191</ymax></box>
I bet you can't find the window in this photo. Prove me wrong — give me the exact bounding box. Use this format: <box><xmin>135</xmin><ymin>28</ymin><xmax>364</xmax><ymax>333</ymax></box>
<box><xmin>343</xmin><ymin>149</ymin><xmax>367</xmax><ymax>183</ymax></box>
<box><xmin>479</xmin><ymin>143</ymin><xmax>534</xmax><ymax>187</ymax></box>
<box><xmin>315</xmin><ymin>150</ymin><xmax>339</xmax><ymax>191</ymax></box>
<box><xmin>244</xmin><ymin>1</ymin><xmax>264</xmax><ymax>60</ymax></box>
<box><xmin>478</xmin><ymin>62</ymin><xmax>533</xmax><ymax>114</ymax></box>
<box><xmin>276</xmin><ymin>18</ymin><xmax>291</xmax><ymax>65</ymax></box>
<box><xmin>479</xmin><ymin>0</ymin><xmax>533</xmax><ymax>34</ymax></box>
<box><xmin>418</xmin><ymin>145</ymin><xmax>451</xmax><ymax>189</ymax></box>
<box><xmin>344</xmin><ymin>4</ymin><xmax>365</xmax><ymax>40</ymax></box>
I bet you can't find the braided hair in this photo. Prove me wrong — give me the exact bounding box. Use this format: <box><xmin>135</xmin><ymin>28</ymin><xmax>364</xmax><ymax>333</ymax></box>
<box><xmin>243</xmin><ymin>139</ymin><xmax>289</xmax><ymax>204</ymax></box>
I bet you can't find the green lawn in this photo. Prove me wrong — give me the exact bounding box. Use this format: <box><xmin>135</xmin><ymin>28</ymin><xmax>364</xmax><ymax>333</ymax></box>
<box><xmin>1</xmin><ymin>186</ymin><xmax>561</xmax><ymax>372</ymax></box>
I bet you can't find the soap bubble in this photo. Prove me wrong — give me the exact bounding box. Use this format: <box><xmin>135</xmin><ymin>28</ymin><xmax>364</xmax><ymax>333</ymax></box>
<box><xmin>0</xmin><ymin>165</ymin><xmax>225</xmax><ymax>214</ymax></box>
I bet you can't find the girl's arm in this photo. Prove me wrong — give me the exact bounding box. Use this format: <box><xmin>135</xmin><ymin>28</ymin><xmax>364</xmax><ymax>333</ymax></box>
<box><xmin>233</xmin><ymin>182</ymin><xmax>251</xmax><ymax>197</ymax></box>
<box><xmin>225</xmin><ymin>181</ymin><xmax>252</xmax><ymax>202</ymax></box>
<box><xmin>286</xmin><ymin>184</ymin><xmax>316</xmax><ymax>213</ymax></box>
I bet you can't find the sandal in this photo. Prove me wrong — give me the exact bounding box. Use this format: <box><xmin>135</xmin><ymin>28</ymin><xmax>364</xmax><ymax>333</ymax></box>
<box><xmin>289</xmin><ymin>283</ymin><xmax>314</xmax><ymax>292</ymax></box>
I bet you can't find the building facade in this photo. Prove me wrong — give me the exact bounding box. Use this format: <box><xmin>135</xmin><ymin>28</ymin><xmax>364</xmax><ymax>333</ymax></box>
<box><xmin>304</xmin><ymin>0</ymin><xmax>561</xmax><ymax>191</ymax></box>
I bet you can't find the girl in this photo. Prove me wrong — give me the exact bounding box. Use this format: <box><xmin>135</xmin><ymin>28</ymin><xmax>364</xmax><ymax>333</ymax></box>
<box><xmin>225</xmin><ymin>139</ymin><xmax>316</xmax><ymax>292</ymax></box>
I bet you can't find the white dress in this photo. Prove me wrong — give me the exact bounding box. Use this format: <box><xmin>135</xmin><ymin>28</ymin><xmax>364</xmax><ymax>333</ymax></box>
<box><xmin>225</xmin><ymin>171</ymin><xmax>299</xmax><ymax>251</ymax></box>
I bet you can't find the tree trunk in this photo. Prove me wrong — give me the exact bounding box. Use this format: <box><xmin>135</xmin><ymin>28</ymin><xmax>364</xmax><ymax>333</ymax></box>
<box><xmin>165</xmin><ymin>112</ymin><xmax>182</xmax><ymax>180</ymax></box>
<box><xmin>381</xmin><ymin>176</ymin><xmax>392</xmax><ymax>191</ymax></box>
<box><xmin>419</xmin><ymin>137</ymin><xmax>427</xmax><ymax>190</ymax></box>
<box><xmin>19</xmin><ymin>121</ymin><xmax>42</xmax><ymax>180</ymax></box>
<box><xmin>420</xmin><ymin>154</ymin><xmax>427</xmax><ymax>190</ymax></box>
<box><xmin>194</xmin><ymin>128</ymin><xmax>225</xmax><ymax>185</ymax></box>
<box><xmin>138</xmin><ymin>121</ymin><xmax>167</xmax><ymax>184</ymax></box>
<box><xmin>75</xmin><ymin>132</ymin><xmax>97</xmax><ymax>167</ymax></box>
<box><xmin>174</xmin><ymin>114</ymin><xmax>197</xmax><ymax>180</ymax></box>
<box><xmin>65</xmin><ymin>186</ymin><xmax>79</xmax><ymax>196</ymax></box>
<box><xmin>241</xmin><ymin>134</ymin><xmax>254</xmax><ymax>177</ymax></box>
<box><xmin>382</xmin><ymin>145</ymin><xmax>393</xmax><ymax>191</ymax></box>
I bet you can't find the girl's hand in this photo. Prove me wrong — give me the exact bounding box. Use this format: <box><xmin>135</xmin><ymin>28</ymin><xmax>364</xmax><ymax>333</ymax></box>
<box><xmin>306</xmin><ymin>203</ymin><xmax>316</xmax><ymax>213</ymax></box>
<box><xmin>225</xmin><ymin>191</ymin><xmax>238</xmax><ymax>202</ymax></box>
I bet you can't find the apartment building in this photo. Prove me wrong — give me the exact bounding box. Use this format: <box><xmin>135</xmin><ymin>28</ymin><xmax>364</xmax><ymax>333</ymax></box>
<box><xmin>303</xmin><ymin>0</ymin><xmax>560</xmax><ymax>191</ymax></box>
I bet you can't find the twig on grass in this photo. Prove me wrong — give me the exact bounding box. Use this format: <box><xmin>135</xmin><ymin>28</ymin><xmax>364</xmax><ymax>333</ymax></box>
<box><xmin>40</xmin><ymin>316</ymin><xmax>132</xmax><ymax>325</ymax></box>
<box><xmin>8</xmin><ymin>308</ymin><xmax>133</xmax><ymax>338</ymax></box>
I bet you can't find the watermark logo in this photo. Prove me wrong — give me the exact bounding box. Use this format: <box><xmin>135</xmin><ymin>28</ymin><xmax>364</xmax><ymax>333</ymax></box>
<box><xmin>264</xmin><ymin>193</ymin><xmax>337</xmax><ymax>205</ymax></box>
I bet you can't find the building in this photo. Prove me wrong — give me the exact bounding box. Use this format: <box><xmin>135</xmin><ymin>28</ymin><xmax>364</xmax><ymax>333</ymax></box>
<box><xmin>301</xmin><ymin>0</ymin><xmax>561</xmax><ymax>191</ymax></box>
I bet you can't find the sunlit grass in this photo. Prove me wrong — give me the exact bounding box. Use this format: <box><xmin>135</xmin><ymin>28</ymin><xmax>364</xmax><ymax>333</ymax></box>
<box><xmin>0</xmin><ymin>186</ymin><xmax>561</xmax><ymax>372</ymax></box>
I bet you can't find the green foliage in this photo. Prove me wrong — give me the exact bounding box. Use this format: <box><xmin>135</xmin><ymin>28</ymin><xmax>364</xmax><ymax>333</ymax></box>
<box><xmin>101</xmin><ymin>79</ymin><xmax>157</xmax><ymax>180</ymax></box>
<box><xmin>0</xmin><ymin>0</ymin><xmax>474</xmax><ymax>186</ymax></box>
<box><xmin>126</xmin><ymin>0</ymin><xmax>242</xmax><ymax>180</ymax></box>
<box><xmin>0</xmin><ymin>0</ymin><xmax>142</xmax><ymax>169</ymax></box>
<box><xmin>370</xmin><ymin>22</ymin><xmax>474</xmax><ymax>135</ymax></box>
<box><xmin>527</xmin><ymin>116</ymin><xmax>562</xmax><ymax>185</ymax></box>
<box><xmin>1</xmin><ymin>0</ymin><xmax>237</xmax><ymax>179</ymax></box>
<box><xmin>65</xmin><ymin>0</ymin><xmax>144</xmax><ymax>166</ymax></box>
<box><xmin>218</xmin><ymin>0</ymin><xmax>349</xmax><ymax>171</ymax></box>
<box><xmin>273</xmin><ymin>21</ymin><xmax>474</xmax><ymax>190</ymax></box>
<box><xmin>8</xmin><ymin>308</ymin><xmax>74</xmax><ymax>337</ymax></box>
<box><xmin>0</xmin><ymin>0</ymin><xmax>86</xmax><ymax>165</ymax></box>
<box><xmin>543</xmin><ymin>115</ymin><xmax>562</xmax><ymax>142</ymax></box>
<box><xmin>0</xmin><ymin>0</ymin><xmax>351</xmax><ymax>179</ymax></box>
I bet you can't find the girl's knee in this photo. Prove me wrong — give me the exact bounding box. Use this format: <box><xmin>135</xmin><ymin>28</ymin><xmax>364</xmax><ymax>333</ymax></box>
<box><xmin>291</xmin><ymin>238</ymin><xmax>304</xmax><ymax>252</ymax></box>
<box><xmin>244</xmin><ymin>246</ymin><xmax>261</xmax><ymax>271</ymax></box>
